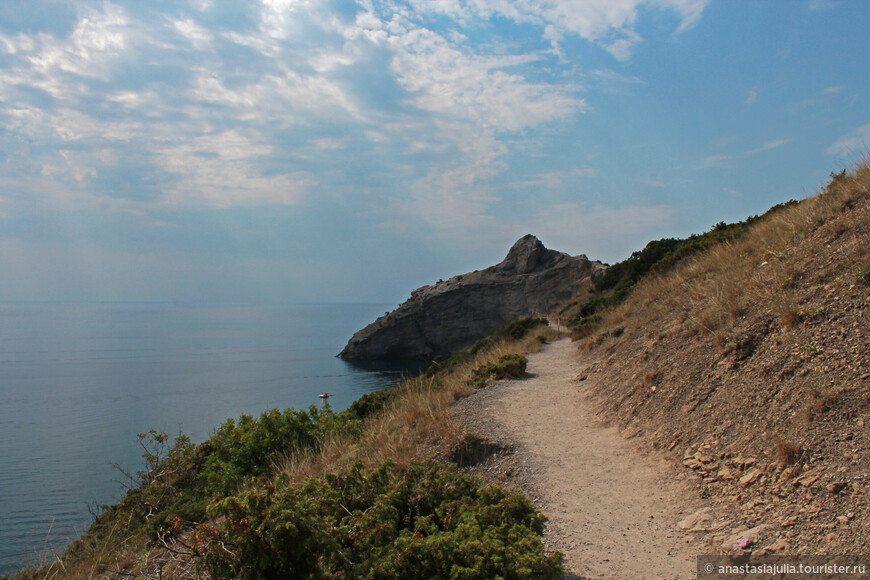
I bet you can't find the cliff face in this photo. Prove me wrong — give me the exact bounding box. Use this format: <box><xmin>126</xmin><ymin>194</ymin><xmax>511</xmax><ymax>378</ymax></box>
<box><xmin>339</xmin><ymin>235</ymin><xmax>606</xmax><ymax>360</ymax></box>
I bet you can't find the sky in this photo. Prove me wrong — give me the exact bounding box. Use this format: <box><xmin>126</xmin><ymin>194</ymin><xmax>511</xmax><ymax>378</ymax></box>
<box><xmin>0</xmin><ymin>0</ymin><xmax>868</xmax><ymax>304</ymax></box>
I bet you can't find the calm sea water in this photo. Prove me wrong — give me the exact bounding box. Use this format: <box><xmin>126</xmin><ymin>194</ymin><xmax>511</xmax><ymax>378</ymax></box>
<box><xmin>0</xmin><ymin>302</ymin><xmax>420</xmax><ymax>575</ymax></box>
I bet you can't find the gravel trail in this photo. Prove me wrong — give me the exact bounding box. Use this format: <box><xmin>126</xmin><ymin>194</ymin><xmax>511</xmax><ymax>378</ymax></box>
<box><xmin>452</xmin><ymin>338</ymin><xmax>703</xmax><ymax>579</ymax></box>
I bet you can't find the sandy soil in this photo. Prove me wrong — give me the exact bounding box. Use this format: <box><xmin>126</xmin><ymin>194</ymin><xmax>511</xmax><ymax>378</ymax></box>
<box><xmin>452</xmin><ymin>338</ymin><xmax>705</xmax><ymax>579</ymax></box>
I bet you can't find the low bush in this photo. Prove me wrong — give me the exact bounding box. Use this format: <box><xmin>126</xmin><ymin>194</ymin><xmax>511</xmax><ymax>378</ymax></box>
<box><xmin>198</xmin><ymin>460</ymin><xmax>562</xmax><ymax>579</ymax></box>
<box><xmin>73</xmin><ymin>404</ymin><xmax>364</xmax><ymax>545</ymax></box>
<box><xmin>470</xmin><ymin>354</ymin><xmax>528</xmax><ymax>388</ymax></box>
<box><xmin>345</xmin><ymin>386</ymin><xmax>400</xmax><ymax>419</ymax></box>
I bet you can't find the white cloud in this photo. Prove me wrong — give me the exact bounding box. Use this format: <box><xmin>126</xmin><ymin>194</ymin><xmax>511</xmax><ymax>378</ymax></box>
<box><xmin>806</xmin><ymin>0</ymin><xmax>839</xmax><ymax>11</ymax></box>
<box><xmin>191</xmin><ymin>67</ymin><xmax>364</xmax><ymax>124</ymax></box>
<box><xmin>827</xmin><ymin>122</ymin><xmax>870</xmax><ymax>157</ymax></box>
<box><xmin>388</xmin><ymin>27</ymin><xmax>582</xmax><ymax>132</ymax></box>
<box><xmin>511</xmin><ymin>168</ymin><xmax>596</xmax><ymax>189</ymax></box>
<box><xmin>388</xmin><ymin>121</ymin><xmax>506</xmax><ymax>232</ymax></box>
<box><xmin>631</xmin><ymin>176</ymin><xmax>666</xmax><ymax>188</ymax></box>
<box><xmin>745</xmin><ymin>87</ymin><xmax>758</xmax><ymax>105</ymax></box>
<box><xmin>749</xmin><ymin>138</ymin><xmax>790</xmax><ymax>154</ymax></box>
<box><xmin>405</xmin><ymin>0</ymin><xmax>709</xmax><ymax>58</ymax></box>
<box><xmin>172</xmin><ymin>18</ymin><xmax>214</xmax><ymax>50</ymax></box>
<box><xmin>16</xmin><ymin>4</ymin><xmax>129</xmax><ymax>86</ymax></box>
<box><xmin>157</xmin><ymin>130</ymin><xmax>312</xmax><ymax>206</ymax></box>
<box><xmin>703</xmin><ymin>154</ymin><xmax>729</xmax><ymax>168</ymax></box>
<box><xmin>0</xmin><ymin>0</ymin><xmax>706</xmax><ymax>226</ymax></box>
<box><xmin>703</xmin><ymin>138</ymin><xmax>791</xmax><ymax>169</ymax></box>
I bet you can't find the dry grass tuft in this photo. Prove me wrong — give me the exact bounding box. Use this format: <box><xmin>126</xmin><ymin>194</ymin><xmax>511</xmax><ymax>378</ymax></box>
<box><xmin>803</xmin><ymin>387</ymin><xmax>835</xmax><ymax>423</ymax></box>
<box><xmin>592</xmin><ymin>159</ymin><xmax>870</xmax><ymax>340</ymax></box>
<box><xmin>774</xmin><ymin>437</ymin><xmax>804</xmax><ymax>466</ymax></box>
<box><xmin>270</xmin><ymin>329</ymin><xmax>558</xmax><ymax>488</ymax></box>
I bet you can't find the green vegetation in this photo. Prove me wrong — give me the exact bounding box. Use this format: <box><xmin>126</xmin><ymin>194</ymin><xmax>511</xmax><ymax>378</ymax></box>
<box><xmin>469</xmin><ymin>354</ymin><xmax>528</xmax><ymax>388</ymax></box>
<box><xmin>197</xmin><ymin>461</ymin><xmax>561</xmax><ymax>579</ymax></box>
<box><xmin>61</xmin><ymin>405</ymin><xmax>364</xmax><ymax>568</ymax></box>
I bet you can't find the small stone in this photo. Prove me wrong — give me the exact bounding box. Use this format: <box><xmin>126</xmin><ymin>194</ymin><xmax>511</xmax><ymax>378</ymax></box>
<box><xmin>740</xmin><ymin>468</ymin><xmax>763</xmax><ymax>487</ymax></box>
<box><xmin>764</xmin><ymin>538</ymin><xmax>788</xmax><ymax>552</ymax></box>
<box><xmin>782</xmin><ymin>516</ymin><xmax>799</xmax><ymax>527</ymax></box>
<box><xmin>678</xmin><ymin>507</ymin><xmax>713</xmax><ymax>531</ymax></box>
<box><xmin>794</xmin><ymin>471</ymin><xmax>821</xmax><ymax>487</ymax></box>
<box><xmin>718</xmin><ymin>466</ymin><xmax>736</xmax><ymax>480</ymax></box>
<box><xmin>826</xmin><ymin>482</ymin><xmax>846</xmax><ymax>494</ymax></box>
<box><xmin>732</xmin><ymin>537</ymin><xmax>752</xmax><ymax>551</ymax></box>
<box><xmin>721</xmin><ymin>524</ymin><xmax>768</xmax><ymax>551</ymax></box>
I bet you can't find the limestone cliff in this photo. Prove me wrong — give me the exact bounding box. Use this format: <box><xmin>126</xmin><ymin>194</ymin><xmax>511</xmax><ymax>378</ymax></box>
<box><xmin>339</xmin><ymin>235</ymin><xmax>606</xmax><ymax>360</ymax></box>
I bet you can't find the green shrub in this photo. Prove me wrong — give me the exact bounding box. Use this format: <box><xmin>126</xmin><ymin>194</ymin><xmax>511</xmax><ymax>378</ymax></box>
<box><xmin>469</xmin><ymin>354</ymin><xmax>528</xmax><ymax>388</ymax></box>
<box><xmin>82</xmin><ymin>405</ymin><xmax>365</xmax><ymax>537</ymax></box>
<box><xmin>199</xmin><ymin>461</ymin><xmax>562</xmax><ymax>580</ymax></box>
<box><xmin>345</xmin><ymin>386</ymin><xmax>400</xmax><ymax>419</ymax></box>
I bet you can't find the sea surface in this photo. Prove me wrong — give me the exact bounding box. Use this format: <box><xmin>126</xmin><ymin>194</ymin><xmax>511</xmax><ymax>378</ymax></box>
<box><xmin>0</xmin><ymin>301</ymin><xmax>420</xmax><ymax>575</ymax></box>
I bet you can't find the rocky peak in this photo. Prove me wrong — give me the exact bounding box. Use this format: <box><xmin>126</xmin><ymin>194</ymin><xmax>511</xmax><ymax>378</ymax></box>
<box><xmin>497</xmin><ymin>234</ymin><xmax>549</xmax><ymax>274</ymax></box>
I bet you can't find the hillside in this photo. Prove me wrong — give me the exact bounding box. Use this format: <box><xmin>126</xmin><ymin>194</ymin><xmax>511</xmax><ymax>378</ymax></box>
<box><xmin>573</xmin><ymin>163</ymin><xmax>870</xmax><ymax>555</ymax></box>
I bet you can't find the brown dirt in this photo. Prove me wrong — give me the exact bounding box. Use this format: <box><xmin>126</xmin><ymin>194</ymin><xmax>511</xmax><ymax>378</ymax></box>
<box><xmin>452</xmin><ymin>338</ymin><xmax>707</xmax><ymax>579</ymax></box>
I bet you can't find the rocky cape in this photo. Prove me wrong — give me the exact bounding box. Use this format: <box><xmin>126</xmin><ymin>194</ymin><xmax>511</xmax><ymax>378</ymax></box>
<box><xmin>339</xmin><ymin>235</ymin><xmax>606</xmax><ymax>360</ymax></box>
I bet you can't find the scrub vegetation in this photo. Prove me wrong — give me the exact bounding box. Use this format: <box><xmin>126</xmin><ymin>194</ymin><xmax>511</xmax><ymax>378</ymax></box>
<box><xmin>13</xmin><ymin>319</ymin><xmax>560</xmax><ymax>580</ymax></box>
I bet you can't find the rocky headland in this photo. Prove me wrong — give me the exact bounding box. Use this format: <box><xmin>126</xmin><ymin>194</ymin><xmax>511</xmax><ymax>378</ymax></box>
<box><xmin>339</xmin><ymin>234</ymin><xmax>606</xmax><ymax>360</ymax></box>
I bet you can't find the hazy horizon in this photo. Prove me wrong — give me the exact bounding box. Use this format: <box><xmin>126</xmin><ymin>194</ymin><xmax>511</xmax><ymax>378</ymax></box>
<box><xmin>1</xmin><ymin>0</ymin><xmax>868</xmax><ymax>304</ymax></box>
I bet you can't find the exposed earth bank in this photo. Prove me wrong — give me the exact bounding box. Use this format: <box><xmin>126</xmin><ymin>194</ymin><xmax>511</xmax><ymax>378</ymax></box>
<box><xmin>452</xmin><ymin>339</ymin><xmax>705</xmax><ymax>579</ymax></box>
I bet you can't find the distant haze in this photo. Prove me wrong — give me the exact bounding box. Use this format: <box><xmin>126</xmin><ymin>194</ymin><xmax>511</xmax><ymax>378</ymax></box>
<box><xmin>1</xmin><ymin>0</ymin><xmax>868</xmax><ymax>304</ymax></box>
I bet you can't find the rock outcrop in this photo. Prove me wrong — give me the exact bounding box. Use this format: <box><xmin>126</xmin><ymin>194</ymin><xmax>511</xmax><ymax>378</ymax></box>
<box><xmin>339</xmin><ymin>235</ymin><xmax>606</xmax><ymax>360</ymax></box>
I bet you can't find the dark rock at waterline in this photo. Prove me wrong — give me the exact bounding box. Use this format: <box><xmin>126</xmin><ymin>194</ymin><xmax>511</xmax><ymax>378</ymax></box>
<box><xmin>338</xmin><ymin>235</ymin><xmax>606</xmax><ymax>360</ymax></box>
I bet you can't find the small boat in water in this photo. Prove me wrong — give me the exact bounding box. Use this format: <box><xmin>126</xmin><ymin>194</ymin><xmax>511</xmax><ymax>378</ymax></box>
<box><xmin>319</xmin><ymin>392</ymin><xmax>330</xmax><ymax>399</ymax></box>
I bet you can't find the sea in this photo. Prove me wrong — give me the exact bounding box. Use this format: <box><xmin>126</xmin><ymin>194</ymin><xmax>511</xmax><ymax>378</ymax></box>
<box><xmin>0</xmin><ymin>301</ymin><xmax>422</xmax><ymax>576</ymax></box>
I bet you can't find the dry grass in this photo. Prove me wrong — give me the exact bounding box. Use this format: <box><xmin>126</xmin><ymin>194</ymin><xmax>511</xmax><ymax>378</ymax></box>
<box><xmin>272</xmin><ymin>328</ymin><xmax>561</xmax><ymax>486</ymax></box>
<box><xmin>595</xmin><ymin>159</ymin><xmax>870</xmax><ymax>339</ymax></box>
<box><xmin>774</xmin><ymin>437</ymin><xmax>804</xmax><ymax>466</ymax></box>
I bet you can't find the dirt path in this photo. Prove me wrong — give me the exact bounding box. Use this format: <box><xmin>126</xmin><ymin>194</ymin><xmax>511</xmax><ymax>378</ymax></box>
<box><xmin>452</xmin><ymin>338</ymin><xmax>704</xmax><ymax>579</ymax></box>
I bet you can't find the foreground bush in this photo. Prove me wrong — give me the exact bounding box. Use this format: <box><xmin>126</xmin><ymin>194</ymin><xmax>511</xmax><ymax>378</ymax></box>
<box><xmin>470</xmin><ymin>354</ymin><xmax>528</xmax><ymax>388</ymax></box>
<box><xmin>198</xmin><ymin>460</ymin><xmax>562</xmax><ymax>579</ymax></box>
<box><xmin>70</xmin><ymin>404</ymin><xmax>362</xmax><ymax>551</ymax></box>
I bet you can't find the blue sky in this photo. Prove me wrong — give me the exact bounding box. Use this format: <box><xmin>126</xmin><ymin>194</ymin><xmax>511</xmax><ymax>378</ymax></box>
<box><xmin>0</xmin><ymin>0</ymin><xmax>868</xmax><ymax>303</ymax></box>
